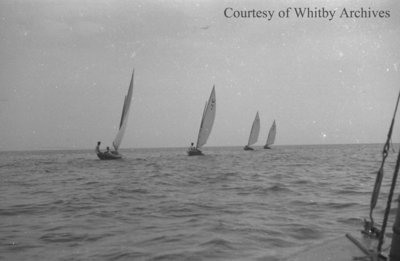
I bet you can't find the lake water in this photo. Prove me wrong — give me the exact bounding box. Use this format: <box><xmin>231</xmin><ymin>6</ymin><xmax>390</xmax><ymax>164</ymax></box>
<box><xmin>0</xmin><ymin>144</ymin><xmax>398</xmax><ymax>260</ymax></box>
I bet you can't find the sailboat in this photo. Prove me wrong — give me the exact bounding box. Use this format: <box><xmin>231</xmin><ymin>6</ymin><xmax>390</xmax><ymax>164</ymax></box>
<box><xmin>264</xmin><ymin>120</ymin><xmax>276</xmax><ymax>149</ymax></box>
<box><xmin>187</xmin><ymin>86</ymin><xmax>216</xmax><ymax>156</ymax></box>
<box><xmin>244</xmin><ymin>112</ymin><xmax>260</xmax><ymax>151</ymax></box>
<box><xmin>96</xmin><ymin>69</ymin><xmax>135</xmax><ymax>160</ymax></box>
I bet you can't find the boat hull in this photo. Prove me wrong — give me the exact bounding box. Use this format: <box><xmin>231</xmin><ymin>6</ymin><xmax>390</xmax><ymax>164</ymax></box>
<box><xmin>264</xmin><ymin>145</ymin><xmax>272</xmax><ymax>149</ymax></box>
<box><xmin>187</xmin><ymin>149</ymin><xmax>204</xmax><ymax>156</ymax></box>
<box><xmin>244</xmin><ymin>145</ymin><xmax>254</xmax><ymax>151</ymax></box>
<box><xmin>97</xmin><ymin>152</ymin><xmax>122</xmax><ymax>160</ymax></box>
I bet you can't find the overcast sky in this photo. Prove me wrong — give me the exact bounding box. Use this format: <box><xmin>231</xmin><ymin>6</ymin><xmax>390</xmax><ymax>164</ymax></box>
<box><xmin>1</xmin><ymin>0</ymin><xmax>399</xmax><ymax>151</ymax></box>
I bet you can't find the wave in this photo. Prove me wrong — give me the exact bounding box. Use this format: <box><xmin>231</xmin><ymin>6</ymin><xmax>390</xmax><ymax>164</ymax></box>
<box><xmin>1</xmin><ymin>144</ymin><xmax>394</xmax><ymax>261</ymax></box>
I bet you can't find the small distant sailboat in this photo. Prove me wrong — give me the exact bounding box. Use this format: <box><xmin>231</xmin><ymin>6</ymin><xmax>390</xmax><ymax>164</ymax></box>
<box><xmin>96</xmin><ymin>69</ymin><xmax>135</xmax><ymax>160</ymax></box>
<box><xmin>244</xmin><ymin>112</ymin><xmax>260</xmax><ymax>151</ymax></box>
<box><xmin>187</xmin><ymin>86</ymin><xmax>216</xmax><ymax>156</ymax></box>
<box><xmin>264</xmin><ymin>120</ymin><xmax>276</xmax><ymax>149</ymax></box>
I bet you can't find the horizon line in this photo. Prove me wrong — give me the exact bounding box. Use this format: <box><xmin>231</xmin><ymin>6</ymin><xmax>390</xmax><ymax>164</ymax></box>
<box><xmin>0</xmin><ymin>142</ymin><xmax>390</xmax><ymax>153</ymax></box>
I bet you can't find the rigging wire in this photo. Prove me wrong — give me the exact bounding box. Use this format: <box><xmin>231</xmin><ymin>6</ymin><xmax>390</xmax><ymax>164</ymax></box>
<box><xmin>369</xmin><ymin>90</ymin><xmax>400</xmax><ymax>227</ymax></box>
<box><xmin>378</xmin><ymin>146</ymin><xmax>400</xmax><ymax>252</ymax></box>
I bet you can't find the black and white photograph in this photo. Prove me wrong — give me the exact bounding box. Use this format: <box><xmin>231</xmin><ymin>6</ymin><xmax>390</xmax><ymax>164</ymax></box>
<box><xmin>1</xmin><ymin>0</ymin><xmax>400</xmax><ymax>260</ymax></box>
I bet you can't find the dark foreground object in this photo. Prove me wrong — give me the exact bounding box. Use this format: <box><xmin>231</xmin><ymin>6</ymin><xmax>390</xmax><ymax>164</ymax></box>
<box><xmin>285</xmin><ymin>235</ymin><xmax>380</xmax><ymax>261</ymax></box>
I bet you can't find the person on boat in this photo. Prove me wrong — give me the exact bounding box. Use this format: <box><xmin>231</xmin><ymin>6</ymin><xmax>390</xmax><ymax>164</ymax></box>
<box><xmin>95</xmin><ymin>141</ymin><xmax>101</xmax><ymax>154</ymax></box>
<box><xmin>105</xmin><ymin>146</ymin><xmax>111</xmax><ymax>154</ymax></box>
<box><xmin>189</xmin><ymin>142</ymin><xmax>196</xmax><ymax>151</ymax></box>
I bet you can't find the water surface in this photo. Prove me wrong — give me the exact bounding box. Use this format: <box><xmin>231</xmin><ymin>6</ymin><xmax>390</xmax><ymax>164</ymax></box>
<box><xmin>0</xmin><ymin>144</ymin><xmax>398</xmax><ymax>260</ymax></box>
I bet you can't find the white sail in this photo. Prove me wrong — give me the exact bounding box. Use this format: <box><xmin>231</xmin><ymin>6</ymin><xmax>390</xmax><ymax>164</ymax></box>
<box><xmin>247</xmin><ymin>112</ymin><xmax>260</xmax><ymax>146</ymax></box>
<box><xmin>112</xmin><ymin>69</ymin><xmax>134</xmax><ymax>151</ymax></box>
<box><xmin>265</xmin><ymin>120</ymin><xmax>276</xmax><ymax>147</ymax></box>
<box><xmin>196</xmin><ymin>86</ymin><xmax>216</xmax><ymax>148</ymax></box>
